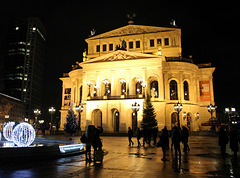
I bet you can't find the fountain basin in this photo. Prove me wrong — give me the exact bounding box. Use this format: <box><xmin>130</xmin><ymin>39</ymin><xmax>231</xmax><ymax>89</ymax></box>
<box><xmin>0</xmin><ymin>138</ymin><xmax>85</xmax><ymax>161</ymax></box>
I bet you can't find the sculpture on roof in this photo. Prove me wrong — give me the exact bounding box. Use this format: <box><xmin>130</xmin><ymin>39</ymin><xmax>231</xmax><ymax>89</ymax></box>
<box><xmin>115</xmin><ymin>39</ymin><xmax>127</xmax><ymax>51</ymax></box>
<box><xmin>157</xmin><ymin>41</ymin><xmax>162</xmax><ymax>55</ymax></box>
<box><xmin>83</xmin><ymin>49</ymin><xmax>88</xmax><ymax>62</ymax></box>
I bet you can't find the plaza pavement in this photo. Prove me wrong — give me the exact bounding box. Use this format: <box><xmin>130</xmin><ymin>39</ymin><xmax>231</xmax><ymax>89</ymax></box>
<box><xmin>0</xmin><ymin>135</ymin><xmax>240</xmax><ymax>177</ymax></box>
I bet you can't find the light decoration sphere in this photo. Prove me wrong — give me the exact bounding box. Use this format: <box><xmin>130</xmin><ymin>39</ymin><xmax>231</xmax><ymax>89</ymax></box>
<box><xmin>12</xmin><ymin>122</ymin><xmax>35</xmax><ymax>147</ymax></box>
<box><xmin>3</xmin><ymin>122</ymin><xmax>15</xmax><ymax>141</ymax></box>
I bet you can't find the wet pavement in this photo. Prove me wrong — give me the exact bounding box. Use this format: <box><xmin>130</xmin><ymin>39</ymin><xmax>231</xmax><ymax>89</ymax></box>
<box><xmin>1</xmin><ymin>135</ymin><xmax>240</xmax><ymax>177</ymax></box>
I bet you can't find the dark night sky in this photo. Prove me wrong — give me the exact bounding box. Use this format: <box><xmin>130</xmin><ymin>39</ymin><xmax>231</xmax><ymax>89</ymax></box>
<box><xmin>0</xmin><ymin>1</ymin><xmax>239</xmax><ymax>117</ymax></box>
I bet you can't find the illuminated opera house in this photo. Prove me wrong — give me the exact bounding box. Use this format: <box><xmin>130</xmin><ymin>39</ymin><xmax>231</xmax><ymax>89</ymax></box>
<box><xmin>59</xmin><ymin>24</ymin><xmax>215</xmax><ymax>133</ymax></box>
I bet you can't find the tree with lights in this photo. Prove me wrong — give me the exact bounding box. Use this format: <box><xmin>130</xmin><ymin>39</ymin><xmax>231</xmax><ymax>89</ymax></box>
<box><xmin>141</xmin><ymin>94</ymin><xmax>157</xmax><ymax>129</ymax></box>
<box><xmin>64</xmin><ymin>104</ymin><xmax>78</xmax><ymax>135</ymax></box>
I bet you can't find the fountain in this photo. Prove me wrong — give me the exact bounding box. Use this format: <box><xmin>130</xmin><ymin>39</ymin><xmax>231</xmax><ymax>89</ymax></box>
<box><xmin>0</xmin><ymin>122</ymin><xmax>85</xmax><ymax>161</ymax></box>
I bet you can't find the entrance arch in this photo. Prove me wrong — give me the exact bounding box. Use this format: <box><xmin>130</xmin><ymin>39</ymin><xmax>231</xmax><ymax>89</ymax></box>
<box><xmin>111</xmin><ymin>109</ymin><xmax>120</xmax><ymax>132</ymax></box>
<box><xmin>92</xmin><ymin>109</ymin><xmax>102</xmax><ymax>128</ymax></box>
<box><xmin>171</xmin><ymin>112</ymin><xmax>178</xmax><ymax>128</ymax></box>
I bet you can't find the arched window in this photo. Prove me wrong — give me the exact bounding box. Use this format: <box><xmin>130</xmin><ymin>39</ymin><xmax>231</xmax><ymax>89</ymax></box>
<box><xmin>183</xmin><ymin>81</ymin><xmax>189</xmax><ymax>100</ymax></box>
<box><xmin>136</xmin><ymin>82</ymin><xmax>142</xmax><ymax>95</ymax></box>
<box><xmin>170</xmin><ymin>80</ymin><xmax>178</xmax><ymax>100</ymax></box>
<box><xmin>103</xmin><ymin>80</ymin><xmax>111</xmax><ymax>96</ymax></box>
<box><xmin>150</xmin><ymin>81</ymin><xmax>158</xmax><ymax>98</ymax></box>
<box><xmin>120</xmin><ymin>79</ymin><xmax>126</xmax><ymax>95</ymax></box>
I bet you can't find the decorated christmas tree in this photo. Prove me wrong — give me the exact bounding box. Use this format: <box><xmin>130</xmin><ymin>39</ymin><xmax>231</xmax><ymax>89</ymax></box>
<box><xmin>141</xmin><ymin>94</ymin><xmax>157</xmax><ymax>129</ymax></box>
<box><xmin>64</xmin><ymin>104</ymin><xmax>78</xmax><ymax>135</ymax></box>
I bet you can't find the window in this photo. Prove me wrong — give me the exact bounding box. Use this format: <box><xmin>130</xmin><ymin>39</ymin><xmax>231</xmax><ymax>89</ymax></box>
<box><xmin>96</xmin><ymin>45</ymin><xmax>100</xmax><ymax>52</ymax></box>
<box><xmin>150</xmin><ymin>81</ymin><xmax>158</xmax><ymax>98</ymax></box>
<box><xmin>157</xmin><ymin>39</ymin><xmax>162</xmax><ymax>46</ymax></box>
<box><xmin>129</xmin><ymin>41</ymin><xmax>133</xmax><ymax>49</ymax></box>
<box><xmin>150</xmin><ymin>39</ymin><xmax>155</xmax><ymax>47</ymax></box>
<box><xmin>121</xmin><ymin>82</ymin><xmax>126</xmax><ymax>95</ymax></box>
<box><xmin>183</xmin><ymin>81</ymin><xmax>189</xmax><ymax>100</ymax></box>
<box><xmin>109</xmin><ymin>44</ymin><xmax>113</xmax><ymax>51</ymax></box>
<box><xmin>136</xmin><ymin>41</ymin><xmax>140</xmax><ymax>48</ymax></box>
<box><xmin>103</xmin><ymin>44</ymin><xmax>107</xmax><ymax>51</ymax></box>
<box><xmin>164</xmin><ymin>38</ymin><xmax>169</xmax><ymax>46</ymax></box>
<box><xmin>136</xmin><ymin>82</ymin><xmax>142</xmax><ymax>95</ymax></box>
<box><xmin>170</xmin><ymin>80</ymin><xmax>178</xmax><ymax>100</ymax></box>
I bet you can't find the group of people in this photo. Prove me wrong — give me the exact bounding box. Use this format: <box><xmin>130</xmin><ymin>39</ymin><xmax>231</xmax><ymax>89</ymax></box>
<box><xmin>128</xmin><ymin>125</ymin><xmax>190</xmax><ymax>162</ymax></box>
<box><xmin>218</xmin><ymin>125</ymin><xmax>239</xmax><ymax>158</ymax></box>
<box><xmin>159</xmin><ymin>126</ymin><xmax>189</xmax><ymax>161</ymax></box>
<box><xmin>81</xmin><ymin>125</ymin><xmax>103</xmax><ymax>164</ymax></box>
<box><xmin>128</xmin><ymin>126</ymin><xmax>159</xmax><ymax>148</ymax></box>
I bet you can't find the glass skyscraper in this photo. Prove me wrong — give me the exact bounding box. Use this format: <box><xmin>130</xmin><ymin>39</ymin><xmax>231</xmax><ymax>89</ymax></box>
<box><xmin>3</xmin><ymin>17</ymin><xmax>46</xmax><ymax>120</ymax></box>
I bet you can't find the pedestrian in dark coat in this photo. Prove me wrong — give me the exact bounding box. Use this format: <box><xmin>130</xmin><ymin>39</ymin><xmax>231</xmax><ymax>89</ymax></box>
<box><xmin>229</xmin><ymin>129</ymin><xmax>239</xmax><ymax>158</ymax></box>
<box><xmin>181</xmin><ymin>126</ymin><xmax>190</xmax><ymax>153</ymax></box>
<box><xmin>137</xmin><ymin>128</ymin><xmax>142</xmax><ymax>147</ymax></box>
<box><xmin>160</xmin><ymin>126</ymin><xmax>169</xmax><ymax>161</ymax></box>
<box><xmin>172</xmin><ymin>126</ymin><xmax>181</xmax><ymax>160</ymax></box>
<box><xmin>128</xmin><ymin>127</ymin><xmax>134</xmax><ymax>146</ymax></box>
<box><xmin>218</xmin><ymin>126</ymin><xmax>228</xmax><ymax>156</ymax></box>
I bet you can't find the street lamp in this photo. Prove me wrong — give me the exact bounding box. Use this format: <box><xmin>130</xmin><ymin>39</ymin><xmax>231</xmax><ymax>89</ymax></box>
<box><xmin>49</xmin><ymin>106</ymin><xmax>56</xmax><ymax>134</ymax></box>
<box><xmin>33</xmin><ymin>109</ymin><xmax>41</xmax><ymax>130</ymax></box>
<box><xmin>131</xmin><ymin>102</ymin><xmax>140</xmax><ymax>132</ymax></box>
<box><xmin>174</xmin><ymin>102</ymin><xmax>182</xmax><ymax>128</ymax></box>
<box><xmin>76</xmin><ymin>105</ymin><xmax>83</xmax><ymax>131</ymax></box>
<box><xmin>87</xmin><ymin>81</ymin><xmax>93</xmax><ymax>97</ymax></box>
<box><xmin>207</xmin><ymin>104</ymin><xmax>216</xmax><ymax>131</ymax></box>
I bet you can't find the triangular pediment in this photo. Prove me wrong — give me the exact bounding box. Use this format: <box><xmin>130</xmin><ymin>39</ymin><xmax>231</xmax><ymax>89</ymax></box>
<box><xmin>86</xmin><ymin>25</ymin><xmax>178</xmax><ymax>40</ymax></box>
<box><xmin>80</xmin><ymin>50</ymin><xmax>162</xmax><ymax>65</ymax></box>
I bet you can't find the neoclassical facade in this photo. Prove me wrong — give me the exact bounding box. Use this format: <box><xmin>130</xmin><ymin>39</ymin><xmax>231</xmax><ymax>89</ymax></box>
<box><xmin>60</xmin><ymin>24</ymin><xmax>215</xmax><ymax>132</ymax></box>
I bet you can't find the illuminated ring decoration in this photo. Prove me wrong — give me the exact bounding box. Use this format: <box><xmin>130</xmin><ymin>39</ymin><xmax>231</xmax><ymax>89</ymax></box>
<box><xmin>12</xmin><ymin>122</ymin><xmax>35</xmax><ymax>147</ymax></box>
<box><xmin>3</xmin><ymin>122</ymin><xmax>15</xmax><ymax>141</ymax></box>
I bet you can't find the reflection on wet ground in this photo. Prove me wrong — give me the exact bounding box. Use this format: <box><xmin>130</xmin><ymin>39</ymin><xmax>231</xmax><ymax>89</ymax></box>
<box><xmin>0</xmin><ymin>135</ymin><xmax>240</xmax><ymax>177</ymax></box>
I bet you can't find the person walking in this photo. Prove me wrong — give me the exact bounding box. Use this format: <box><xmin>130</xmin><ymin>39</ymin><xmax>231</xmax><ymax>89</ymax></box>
<box><xmin>172</xmin><ymin>126</ymin><xmax>181</xmax><ymax>160</ymax></box>
<box><xmin>229</xmin><ymin>128</ymin><xmax>239</xmax><ymax>158</ymax></box>
<box><xmin>218</xmin><ymin>125</ymin><xmax>228</xmax><ymax>156</ymax></box>
<box><xmin>160</xmin><ymin>126</ymin><xmax>169</xmax><ymax>161</ymax></box>
<box><xmin>181</xmin><ymin>126</ymin><xmax>190</xmax><ymax>153</ymax></box>
<box><xmin>128</xmin><ymin>127</ymin><xmax>134</xmax><ymax>146</ymax></box>
<box><xmin>137</xmin><ymin>128</ymin><xmax>142</xmax><ymax>147</ymax></box>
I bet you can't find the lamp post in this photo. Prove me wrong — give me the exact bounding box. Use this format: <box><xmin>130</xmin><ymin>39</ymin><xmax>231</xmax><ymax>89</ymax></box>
<box><xmin>87</xmin><ymin>81</ymin><xmax>93</xmax><ymax>97</ymax></box>
<box><xmin>33</xmin><ymin>109</ymin><xmax>41</xmax><ymax>130</ymax></box>
<box><xmin>48</xmin><ymin>106</ymin><xmax>56</xmax><ymax>134</ymax></box>
<box><xmin>76</xmin><ymin>104</ymin><xmax>83</xmax><ymax>131</ymax></box>
<box><xmin>207</xmin><ymin>104</ymin><xmax>216</xmax><ymax>131</ymax></box>
<box><xmin>174</xmin><ymin>102</ymin><xmax>182</xmax><ymax>128</ymax></box>
<box><xmin>131</xmin><ymin>102</ymin><xmax>140</xmax><ymax>132</ymax></box>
